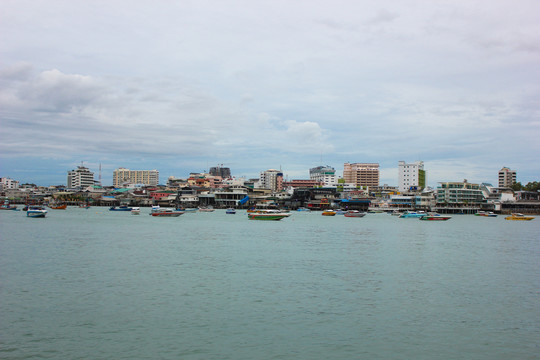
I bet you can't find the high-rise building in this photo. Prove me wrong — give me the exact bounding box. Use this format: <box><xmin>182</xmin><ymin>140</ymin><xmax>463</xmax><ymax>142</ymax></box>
<box><xmin>67</xmin><ymin>166</ymin><xmax>95</xmax><ymax>188</ymax></box>
<box><xmin>113</xmin><ymin>168</ymin><xmax>159</xmax><ymax>187</ymax></box>
<box><xmin>498</xmin><ymin>167</ymin><xmax>516</xmax><ymax>188</ymax></box>
<box><xmin>258</xmin><ymin>169</ymin><xmax>283</xmax><ymax>192</ymax></box>
<box><xmin>209</xmin><ymin>166</ymin><xmax>231</xmax><ymax>178</ymax></box>
<box><xmin>309</xmin><ymin>165</ymin><xmax>338</xmax><ymax>187</ymax></box>
<box><xmin>343</xmin><ymin>163</ymin><xmax>379</xmax><ymax>188</ymax></box>
<box><xmin>398</xmin><ymin>161</ymin><xmax>426</xmax><ymax>193</ymax></box>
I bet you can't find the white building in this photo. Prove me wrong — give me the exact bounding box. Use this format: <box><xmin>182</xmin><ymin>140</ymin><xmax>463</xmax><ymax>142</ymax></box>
<box><xmin>258</xmin><ymin>169</ymin><xmax>283</xmax><ymax>192</ymax></box>
<box><xmin>0</xmin><ymin>177</ymin><xmax>19</xmax><ymax>190</ymax></box>
<box><xmin>309</xmin><ymin>166</ymin><xmax>338</xmax><ymax>187</ymax></box>
<box><xmin>67</xmin><ymin>166</ymin><xmax>95</xmax><ymax>189</ymax></box>
<box><xmin>398</xmin><ymin>161</ymin><xmax>426</xmax><ymax>193</ymax></box>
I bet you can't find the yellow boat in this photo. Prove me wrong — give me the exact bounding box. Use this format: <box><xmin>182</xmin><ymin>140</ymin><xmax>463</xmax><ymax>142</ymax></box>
<box><xmin>322</xmin><ymin>210</ymin><xmax>336</xmax><ymax>216</ymax></box>
<box><xmin>505</xmin><ymin>213</ymin><xmax>535</xmax><ymax>221</ymax></box>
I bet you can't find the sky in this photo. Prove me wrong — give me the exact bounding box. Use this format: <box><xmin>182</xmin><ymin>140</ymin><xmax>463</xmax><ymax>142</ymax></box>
<box><xmin>1</xmin><ymin>0</ymin><xmax>539</xmax><ymax>187</ymax></box>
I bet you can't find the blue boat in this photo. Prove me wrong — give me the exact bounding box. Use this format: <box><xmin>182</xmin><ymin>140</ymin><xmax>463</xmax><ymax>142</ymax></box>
<box><xmin>399</xmin><ymin>211</ymin><xmax>426</xmax><ymax>218</ymax></box>
<box><xmin>109</xmin><ymin>205</ymin><xmax>132</xmax><ymax>211</ymax></box>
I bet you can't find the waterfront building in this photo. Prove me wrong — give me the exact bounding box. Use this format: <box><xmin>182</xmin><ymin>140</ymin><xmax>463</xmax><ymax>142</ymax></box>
<box><xmin>309</xmin><ymin>166</ymin><xmax>338</xmax><ymax>187</ymax></box>
<box><xmin>0</xmin><ymin>177</ymin><xmax>20</xmax><ymax>190</ymax></box>
<box><xmin>398</xmin><ymin>161</ymin><xmax>426</xmax><ymax>193</ymax></box>
<box><xmin>258</xmin><ymin>169</ymin><xmax>283</xmax><ymax>192</ymax></box>
<box><xmin>498</xmin><ymin>167</ymin><xmax>516</xmax><ymax>188</ymax></box>
<box><xmin>113</xmin><ymin>168</ymin><xmax>159</xmax><ymax>187</ymax></box>
<box><xmin>436</xmin><ymin>180</ymin><xmax>484</xmax><ymax>204</ymax></box>
<box><xmin>343</xmin><ymin>163</ymin><xmax>379</xmax><ymax>188</ymax></box>
<box><xmin>67</xmin><ymin>166</ymin><xmax>95</xmax><ymax>189</ymax></box>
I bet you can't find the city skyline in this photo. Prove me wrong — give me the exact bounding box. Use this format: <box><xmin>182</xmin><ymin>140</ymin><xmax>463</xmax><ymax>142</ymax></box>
<box><xmin>1</xmin><ymin>1</ymin><xmax>539</xmax><ymax>187</ymax></box>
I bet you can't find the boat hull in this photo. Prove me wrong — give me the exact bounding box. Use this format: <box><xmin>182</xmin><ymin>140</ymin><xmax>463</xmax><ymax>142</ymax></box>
<box><xmin>419</xmin><ymin>216</ymin><xmax>451</xmax><ymax>221</ymax></box>
<box><xmin>248</xmin><ymin>214</ymin><xmax>288</xmax><ymax>220</ymax></box>
<box><xmin>27</xmin><ymin>210</ymin><xmax>47</xmax><ymax>218</ymax></box>
<box><xmin>151</xmin><ymin>211</ymin><xmax>184</xmax><ymax>217</ymax></box>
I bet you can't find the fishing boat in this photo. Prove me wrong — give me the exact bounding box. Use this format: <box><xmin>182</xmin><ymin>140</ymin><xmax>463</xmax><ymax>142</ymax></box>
<box><xmin>322</xmin><ymin>210</ymin><xmax>337</xmax><ymax>216</ymax></box>
<box><xmin>109</xmin><ymin>205</ymin><xmax>132</xmax><ymax>211</ymax></box>
<box><xmin>0</xmin><ymin>200</ymin><xmax>18</xmax><ymax>210</ymax></box>
<box><xmin>226</xmin><ymin>208</ymin><xmax>236</xmax><ymax>214</ymax></box>
<box><xmin>151</xmin><ymin>208</ymin><xmax>185</xmax><ymax>217</ymax></box>
<box><xmin>419</xmin><ymin>212</ymin><xmax>451</xmax><ymax>221</ymax></box>
<box><xmin>198</xmin><ymin>206</ymin><xmax>215</xmax><ymax>212</ymax></box>
<box><xmin>505</xmin><ymin>213</ymin><xmax>535</xmax><ymax>221</ymax></box>
<box><xmin>27</xmin><ymin>206</ymin><xmax>48</xmax><ymax>218</ymax></box>
<box><xmin>344</xmin><ymin>210</ymin><xmax>366</xmax><ymax>218</ymax></box>
<box><xmin>248</xmin><ymin>211</ymin><xmax>290</xmax><ymax>221</ymax></box>
<box><xmin>49</xmin><ymin>203</ymin><xmax>67</xmax><ymax>209</ymax></box>
<box><xmin>399</xmin><ymin>211</ymin><xmax>426</xmax><ymax>218</ymax></box>
<box><xmin>131</xmin><ymin>207</ymin><xmax>141</xmax><ymax>215</ymax></box>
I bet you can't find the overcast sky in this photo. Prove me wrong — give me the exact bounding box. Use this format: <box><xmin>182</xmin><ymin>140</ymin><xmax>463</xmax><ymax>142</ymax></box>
<box><xmin>1</xmin><ymin>0</ymin><xmax>539</xmax><ymax>187</ymax></box>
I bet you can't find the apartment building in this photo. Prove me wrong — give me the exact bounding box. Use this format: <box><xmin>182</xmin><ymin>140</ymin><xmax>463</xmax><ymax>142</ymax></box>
<box><xmin>113</xmin><ymin>168</ymin><xmax>159</xmax><ymax>187</ymax></box>
<box><xmin>398</xmin><ymin>161</ymin><xmax>426</xmax><ymax>193</ymax></box>
<box><xmin>498</xmin><ymin>167</ymin><xmax>516</xmax><ymax>188</ymax></box>
<box><xmin>436</xmin><ymin>180</ymin><xmax>484</xmax><ymax>204</ymax></box>
<box><xmin>343</xmin><ymin>163</ymin><xmax>379</xmax><ymax>188</ymax></box>
<box><xmin>258</xmin><ymin>169</ymin><xmax>283</xmax><ymax>192</ymax></box>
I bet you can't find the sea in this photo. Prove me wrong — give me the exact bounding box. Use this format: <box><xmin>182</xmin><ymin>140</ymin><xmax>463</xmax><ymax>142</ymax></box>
<box><xmin>1</xmin><ymin>208</ymin><xmax>539</xmax><ymax>360</ymax></box>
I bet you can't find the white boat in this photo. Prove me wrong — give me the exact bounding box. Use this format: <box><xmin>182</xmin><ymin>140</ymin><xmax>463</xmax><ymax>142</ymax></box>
<box><xmin>27</xmin><ymin>206</ymin><xmax>48</xmax><ymax>218</ymax></box>
<box><xmin>399</xmin><ymin>211</ymin><xmax>426</xmax><ymax>218</ymax></box>
<box><xmin>131</xmin><ymin>207</ymin><xmax>141</xmax><ymax>215</ymax></box>
<box><xmin>151</xmin><ymin>208</ymin><xmax>185</xmax><ymax>217</ymax></box>
<box><xmin>198</xmin><ymin>206</ymin><xmax>215</xmax><ymax>212</ymax></box>
<box><xmin>226</xmin><ymin>208</ymin><xmax>236</xmax><ymax>214</ymax></box>
<box><xmin>344</xmin><ymin>210</ymin><xmax>366</xmax><ymax>218</ymax></box>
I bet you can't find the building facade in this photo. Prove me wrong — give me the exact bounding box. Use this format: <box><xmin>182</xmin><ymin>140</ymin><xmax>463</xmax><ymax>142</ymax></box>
<box><xmin>398</xmin><ymin>161</ymin><xmax>426</xmax><ymax>193</ymax></box>
<box><xmin>258</xmin><ymin>169</ymin><xmax>283</xmax><ymax>192</ymax></box>
<box><xmin>113</xmin><ymin>168</ymin><xmax>159</xmax><ymax>187</ymax></box>
<box><xmin>309</xmin><ymin>165</ymin><xmax>338</xmax><ymax>187</ymax></box>
<box><xmin>436</xmin><ymin>180</ymin><xmax>484</xmax><ymax>204</ymax></box>
<box><xmin>67</xmin><ymin>166</ymin><xmax>95</xmax><ymax>189</ymax></box>
<box><xmin>343</xmin><ymin>163</ymin><xmax>379</xmax><ymax>188</ymax></box>
<box><xmin>0</xmin><ymin>177</ymin><xmax>20</xmax><ymax>190</ymax></box>
<box><xmin>498</xmin><ymin>167</ymin><xmax>516</xmax><ymax>188</ymax></box>
<box><xmin>209</xmin><ymin>166</ymin><xmax>231</xmax><ymax>179</ymax></box>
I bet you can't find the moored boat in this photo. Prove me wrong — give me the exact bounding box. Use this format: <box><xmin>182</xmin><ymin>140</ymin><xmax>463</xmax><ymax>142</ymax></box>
<box><xmin>0</xmin><ymin>200</ymin><xmax>18</xmax><ymax>210</ymax></box>
<box><xmin>131</xmin><ymin>207</ymin><xmax>141</xmax><ymax>215</ymax></box>
<box><xmin>322</xmin><ymin>210</ymin><xmax>336</xmax><ymax>216</ymax></box>
<box><xmin>248</xmin><ymin>212</ymin><xmax>290</xmax><ymax>220</ymax></box>
<box><xmin>475</xmin><ymin>211</ymin><xmax>497</xmax><ymax>217</ymax></box>
<box><xmin>151</xmin><ymin>208</ymin><xmax>185</xmax><ymax>217</ymax></box>
<box><xmin>109</xmin><ymin>205</ymin><xmax>132</xmax><ymax>211</ymax></box>
<box><xmin>226</xmin><ymin>208</ymin><xmax>236</xmax><ymax>214</ymax></box>
<box><xmin>344</xmin><ymin>210</ymin><xmax>366</xmax><ymax>218</ymax></box>
<box><xmin>419</xmin><ymin>212</ymin><xmax>451</xmax><ymax>221</ymax></box>
<box><xmin>399</xmin><ymin>211</ymin><xmax>426</xmax><ymax>218</ymax></box>
<box><xmin>27</xmin><ymin>206</ymin><xmax>48</xmax><ymax>218</ymax></box>
<box><xmin>505</xmin><ymin>213</ymin><xmax>535</xmax><ymax>221</ymax></box>
<box><xmin>198</xmin><ymin>206</ymin><xmax>215</xmax><ymax>212</ymax></box>
<box><xmin>49</xmin><ymin>204</ymin><xmax>67</xmax><ymax>210</ymax></box>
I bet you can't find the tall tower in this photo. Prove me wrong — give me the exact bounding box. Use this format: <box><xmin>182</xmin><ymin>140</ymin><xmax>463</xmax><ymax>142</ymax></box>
<box><xmin>343</xmin><ymin>163</ymin><xmax>379</xmax><ymax>188</ymax></box>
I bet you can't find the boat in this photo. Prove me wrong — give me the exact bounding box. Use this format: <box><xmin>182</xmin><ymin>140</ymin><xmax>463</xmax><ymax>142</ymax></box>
<box><xmin>226</xmin><ymin>208</ymin><xmax>236</xmax><ymax>214</ymax></box>
<box><xmin>419</xmin><ymin>212</ymin><xmax>451</xmax><ymax>221</ymax></box>
<box><xmin>0</xmin><ymin>200</ymin><xmax>18</xmax><ymax>210</ymax></box>
<box><xmin>296</xmin><ymin>207</ymin><xmax>311</xmax><ymax>212</ymax></box>
<box><xmin>344</xmin><ymin>210</ymin><xmax>366</xmax><ymax>218</ymax></box>
<box><xmin>322</xmin><ymin>210</ymin><xmax>336</xmax><ymax>216</ymax></box>
<box><xmin>27</xmin><ymin>206</ymin><xmax>48</xmax><ymax>218</ymax></box>
<box><xmin>79</xmin><ymin>203</ymin><xmax>90</xmax><ymax>209</ymax></box>
<box><xmin>475</xmin><ymin>211</ymin><xmax>497</xmax><ymax>217</ymax></box>
<box><xmin>131</xmin><ymin>207</ymin><xmax>141</xmax><ymax>215</ymax></box>
<box><xmin>109</xmin><ymin>205</ymin><xmax>133</xmax><ymax>211</ymax></box>
<box><xmin>198</xmin><ymin>206</ymin><xmax>215</xmax><ymax>212</ymax></box>
<box><xmin>151</xmin><ymin>208</ymin><xmax>185</xmax><ymax>217</ymax></box>
<box><xmin>49</xmin><ymin>204</ymin><xmax>67</xmax><ymax>209</ymax></box>
<box><xmin>248</xmin><ymin>212</ymin><xmax>290</xmax><ymax>220</ymax></box>
<box><xmin>505</xmin><ymin>213</ymin><xmax>535</xmax><ymax>221</ymax></box>
<box><xmin>336</xmin><ymin>209</ymin><xmax>347</xmax><ymax>215</ymax></box>
<box><xmin>399</xmin><ymin>211</ymin><xmax>426</xmax><ymax>218</ymax></box>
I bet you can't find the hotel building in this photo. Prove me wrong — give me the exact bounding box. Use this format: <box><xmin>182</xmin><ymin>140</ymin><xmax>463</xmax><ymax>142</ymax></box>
<box><xmin>113</xmin><ymin>168</ymin><xmax>159</xmax><ymax>187</ymax></box>
<box><xmin>309</xmin><ymin>165</ymin><xmax>338</xmax><ymax>187</ymax></box>
<box><xmin>436</xmin><ymin>180</ymin><xmax>484</xmax><ymax>204</ymax></box>
<box><xmin>398</xmin><ymin>161</ymin><xmax>426</xmax><ymax>193</ymax></box>
<box><xmin>67</xmin><ymin>166</ymin><xmax>95</xmax><ymax>188</ymax></box>
<box><xmin>343</xmin><ymin>163</ymin><xmax>379</xmax><ymax>188</ymax></box>
<box><xmin>498</xmin><ymin>167</ymin><xmax>516</xmax><ymax>188</ymax></box>
<box><xmin>258</xmin><ymin>169</ymin><xmax>283</xmax><ymax>192</ymax></box>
